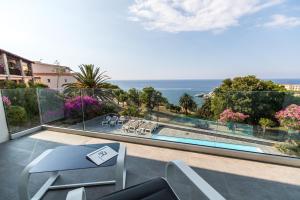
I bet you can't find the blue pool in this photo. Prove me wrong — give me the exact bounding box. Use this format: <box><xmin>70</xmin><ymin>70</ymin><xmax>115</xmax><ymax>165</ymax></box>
<box><xmin>152</xmin><ymin>135</ymin><xmax>263</xmax><ymax>153</ymax></box>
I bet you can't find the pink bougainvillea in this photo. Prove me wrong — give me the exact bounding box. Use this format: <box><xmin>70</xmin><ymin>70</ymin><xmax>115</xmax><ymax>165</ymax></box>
<box><xmin>2</xmin><ymin>96</ymin><xmax>11</xmax><ymax>107</ymax></box>
<box><xmin>219</xmin><ymin>109</ymin><xmax>249</xmax><ymax>123</ymax></box>
<box><xmin>64</xmin><ymin>96</ymin><xmax>101</xmax><ymax>118</ymax></box>
<box><xmin>275</xmin><ymin>104</ymin><xmax>300</xmax><ymax>130</ymax></box>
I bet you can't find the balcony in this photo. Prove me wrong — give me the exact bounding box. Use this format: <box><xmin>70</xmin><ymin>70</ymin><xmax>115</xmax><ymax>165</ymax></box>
<box><xmin>24</xmin><ymin>70</ymin><xmax>32</xmax><ymax>76</ymax></box>
<box><xmin>9</xmin><ymin>67</ymin><xmax>22</xmax><ymax>76</ymax></box>
<box><xmin>0</xmin><ymin>88</ymin><xmax>300</xmax><ymax>199</ymax></box>
<box><xmin>0</xmin><ymin>130</ymin><xmax>299</xmax><ymax>200</ymax></box>
<box><xmin>0</xmin><ymin>64</ymin><xmax>5</xmax><ymax>75</ymax></box>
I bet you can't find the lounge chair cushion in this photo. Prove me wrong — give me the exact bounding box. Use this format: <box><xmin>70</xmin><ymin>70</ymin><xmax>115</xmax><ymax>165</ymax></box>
<box><xmin>98</xmin><ymin>177</ymin><xmax>179</xmax><ymax>200</ymax></box>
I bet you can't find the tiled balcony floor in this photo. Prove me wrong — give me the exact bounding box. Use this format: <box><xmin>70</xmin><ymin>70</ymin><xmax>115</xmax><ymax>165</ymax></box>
<box><xmin>0</xmin><ymin>130</ymin><xmax>299</xmax><ymax>200</ymax></box>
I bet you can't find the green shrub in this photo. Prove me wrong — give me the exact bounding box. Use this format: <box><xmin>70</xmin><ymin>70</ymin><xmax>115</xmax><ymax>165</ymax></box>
<box><xmin>120</xmin><ymin>105</ymin><xmax>140</xmax><ymax>117</ymax></box>
<box><xmin>0</xmin><ymin>80</ymin><xmax>27</xmax><ymax>89</ymax></box>
<box><xmin>166</xmin><ymin>103</ymin><xmax>181</xmax><ymax>113</ymax></box>
<box><xmin>30</xmin><ymin>83</ymin><xmax>49</xmax><ymax>88</ymax></box>
<box><xmin>259</xmin><ymin>118</ymin><xmax>275</xmax><ymax>133</ymax></box>
<box><xmin>99</xmin><ymin>102</ymin><xmax>119</xmax><ymax>115</ymax></box>
<box><xmin>6</xmin><ymin>106</ymin><xmax>27</xmax><ymax>126</ymax></box>
<box><xmin>275</xmin><ymin>141</ymin><xmax>300</xmax><ymax>156</ymax></box>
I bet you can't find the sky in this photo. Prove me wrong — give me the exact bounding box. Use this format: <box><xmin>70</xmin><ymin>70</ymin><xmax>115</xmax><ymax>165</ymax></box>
<box><xmin>0</xmin><ymin>0</ymin><xmax>300</xmax><ymax>80</ymax></box>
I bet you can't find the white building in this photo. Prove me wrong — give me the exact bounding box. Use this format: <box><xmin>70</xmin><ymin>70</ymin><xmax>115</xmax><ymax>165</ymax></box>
<box><xmin>283</xmin><ymin>84</ymin><xmax>300</xmax><ymax>92</ymax></box>
<box><xmin>32</xmin><ymin>62</ymin><xmax>76</xmax><ymax>89</ymax></box>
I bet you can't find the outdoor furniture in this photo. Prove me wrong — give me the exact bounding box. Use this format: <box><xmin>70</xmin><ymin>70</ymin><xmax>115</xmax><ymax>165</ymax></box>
<box><xmin>109</xmin><ymin>116</ymin><xmax>119</xmax><ymax>126</ymax></box>
<box><xmin>102</xmin><ymin>116</ymin><xmax>111</xmax><ymax>126</ymax></box>
<box><xmin>144</xmin><ymin>122</ymin><xmax>158</xmax><ymax>134</ymax></box>
<box><xmin>19</xmin><ymin>143</ymin><xmax>127</xmax><ymax>200</ymax></box>
<box><xmin>122</xmin><ymin>120</ymin><xmax>135</xmax><ymax>132</ymax></box>
<box><xmin>66</xmin><ymin>160</ymin><xmax>226</xmax><ymax>200</ymax></box>
<box><xmin>135</xmin><ymin>121</ymin><xmax>150</xmax><ymax>135</ymax></box>
<box><xmin>117</xmin><ymin>116</ymin><xmax>127</xmax><ymax>125</ymax></box>
<box><xmin>129</xmin><ymin>120</ymin><xmax>143</xmax><ymax>132</ymax></box>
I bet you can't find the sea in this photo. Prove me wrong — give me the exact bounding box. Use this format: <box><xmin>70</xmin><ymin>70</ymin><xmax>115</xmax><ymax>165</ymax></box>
<box><xmin>110</xmin><ymin>79</ymin><xmax>300</xmax><ymax>106</ymax></box>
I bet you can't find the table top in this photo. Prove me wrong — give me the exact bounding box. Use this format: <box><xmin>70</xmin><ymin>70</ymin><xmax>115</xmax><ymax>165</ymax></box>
<box><xmin>29</xmin><ymin>143</ymin><xmax>120</xmax><ymax>173</ymax></box>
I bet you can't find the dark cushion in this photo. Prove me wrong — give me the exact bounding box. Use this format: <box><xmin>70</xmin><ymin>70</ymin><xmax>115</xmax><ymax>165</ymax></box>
<box><xmin>99</xmin><ymin>177</ymin><xmax>179</xmax><ymax>200</ymax></box>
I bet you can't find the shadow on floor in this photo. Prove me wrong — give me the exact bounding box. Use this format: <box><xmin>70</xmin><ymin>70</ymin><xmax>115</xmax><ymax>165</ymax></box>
<box><xmin>0</xmin><ymin>135</ymin><xmax>299</xmax><ymax>200</ymax></box>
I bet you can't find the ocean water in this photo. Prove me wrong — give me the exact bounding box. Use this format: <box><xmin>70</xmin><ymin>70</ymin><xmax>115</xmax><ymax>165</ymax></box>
<box><xmin>110</xmin><ymin>79</ymin><xmax>300</xmax><ymax>106</ymax></box>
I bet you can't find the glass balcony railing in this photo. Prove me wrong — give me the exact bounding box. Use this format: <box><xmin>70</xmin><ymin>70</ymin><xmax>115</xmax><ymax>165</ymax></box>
<box><xmin>1</xmin><ymin>88</ymin><xmax>41</xmax><ymax>133</ymax></box>
<box><xmin>1</xmin><ymin>88</ymin><xmax>300</xmax><ymax>159</ymax></box>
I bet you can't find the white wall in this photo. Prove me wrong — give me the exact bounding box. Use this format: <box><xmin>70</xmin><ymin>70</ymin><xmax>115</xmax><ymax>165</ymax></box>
<box><xmin>32</xmin><ymin>62</ymin><xmax>76</xmax><ymax>89</ymax></box>
<box><xmin>0</xmin><ymin>92</ymin><xmax>9</xmax><ymax>143</ymax></box>
<box><xmin>38</xmin><ymin>75</ymin><xmax>76</xmax><ymax>89</ymax></box>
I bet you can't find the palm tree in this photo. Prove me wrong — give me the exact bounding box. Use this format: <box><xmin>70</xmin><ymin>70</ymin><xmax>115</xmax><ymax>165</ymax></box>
<box><xmin>63</xmin><ymin>64</ymin><xmax>116</xmax><ymax>100</ymax></box>
<box><xmin>179</xmin><ymin>93</ymin><xmax>197</xmax><ymax>115</ymax></box>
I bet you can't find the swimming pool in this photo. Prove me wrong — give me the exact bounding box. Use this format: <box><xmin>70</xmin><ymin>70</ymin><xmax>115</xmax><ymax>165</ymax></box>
<box><xmin>152</xmin><ymin>135</ymin><xmax>263</xmax><ymax>153</ymax></box>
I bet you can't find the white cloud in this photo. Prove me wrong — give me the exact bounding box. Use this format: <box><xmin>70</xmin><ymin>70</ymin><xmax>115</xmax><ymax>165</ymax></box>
<box><xmin>128</xmin><ymin>0</ymin><xmax>283</xmax><ymax>33</ymax></box>
<box><xmin>263</xmin><ymin>14</ymin><xmax>300</xmax><ymax>27</ymax></box>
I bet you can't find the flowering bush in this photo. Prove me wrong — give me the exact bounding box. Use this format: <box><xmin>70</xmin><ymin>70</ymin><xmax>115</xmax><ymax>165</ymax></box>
<box><xmin>219</xmin><ymin>109</ymin><xmax>249</xmax><ymax>123</ymax></box>
<box><xmin>275</xmin><ymin>104</ymin><xmax>300</xmax><ymax>130</ymax></box>
<box><xmin>2</xmin><ymin>96</ymin><xmax>11</xmax><ymax>107</ymax></box>
<box><xmin>64</xmin><ymin>96</ymin><xmax>101</xmax><ymax>119</ymax></box>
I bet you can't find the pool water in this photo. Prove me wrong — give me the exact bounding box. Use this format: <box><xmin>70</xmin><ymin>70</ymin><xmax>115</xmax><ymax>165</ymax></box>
<box><xmin>152</xmin><ymin>135</ymin><xmax>263</xmax><ymax>153</ymax></box>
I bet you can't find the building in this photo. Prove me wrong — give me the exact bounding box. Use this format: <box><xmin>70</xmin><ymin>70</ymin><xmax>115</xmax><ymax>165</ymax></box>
<box><xmin>282</xmin><ymin>84</ymin><xmax>300</xmax><ymax>92</ymax></box>
<box><xmin>32</xmin><ymin>61</ymin><xmax>76</xmax><ymax>89</ymax></box>
<box><xmin>0</xmin><ymin>48</ymin><xmax>34</xmax><ymax>84</ymax></box>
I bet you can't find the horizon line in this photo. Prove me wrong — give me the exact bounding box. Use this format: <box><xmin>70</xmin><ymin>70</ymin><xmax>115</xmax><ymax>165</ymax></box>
<box><xmin>109</xmin><ymin>78</ymin><xmax>300</xmax><ymax>81</ymax></box>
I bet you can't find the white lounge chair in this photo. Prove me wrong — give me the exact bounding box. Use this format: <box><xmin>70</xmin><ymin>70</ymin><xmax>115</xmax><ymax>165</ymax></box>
<box><xmin>122</xmin><ymin>120</ymin><xmax>135</xmax><ymax>132</ymax></box>
<box><xmin>109</xmin><ymin>116</ymin><xmax>119</xmax><ymax>126</ymax></box>
<box><xmin>118</xmin><ymin>116</ymin><xmax>127</xmax><ymax>125</ymax></box>
<box><xmin>129</xmin><ymin>120</ymin><xmax>143</xmax><ymax>133</ymax></box>
<box><xmin>102</xmin><ymin>116</ymin><xmax>111</xmax><ymax>126</ymax></box>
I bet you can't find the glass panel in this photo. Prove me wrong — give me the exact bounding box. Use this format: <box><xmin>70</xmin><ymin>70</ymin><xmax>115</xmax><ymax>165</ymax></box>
<box><xmin>4</xmin><ymin>85</ymin><xmax>297</xmax><ymax>159</ymax></box>
<box><xmin>38</xmin><ymin>88</ymin><xmax>84</xmax><ymax>130</ymax></box>
<box><xmin>1</xmin><ymin>88</ymin><xmax>41</xmax><ymax>134</ymax></box>
<box><xmin>82</xmin><ymin>88</ymin><xmax>121</xmax><ymax>134</ymax></box>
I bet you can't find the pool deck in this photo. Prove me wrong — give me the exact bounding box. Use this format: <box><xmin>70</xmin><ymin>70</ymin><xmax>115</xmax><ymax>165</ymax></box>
<box><xmin>64</xmin><ymin>116</ymin><xmax>283</xmax><ymax>155</ymax></box>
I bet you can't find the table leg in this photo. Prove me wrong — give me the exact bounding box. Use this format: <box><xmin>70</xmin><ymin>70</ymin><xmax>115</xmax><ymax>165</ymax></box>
<box><xmin>32</xmin><ymin>172</ymin><xmax>59</xmax><ymax>200</ymax></box>
<box><xmin>115</xmin><ymin>144</ymin><xmax>127</xmax><ymax>190</ymax></box>
<box><xmin>19</xmin><ymin>149</ymin><xmax>56</xmax><ymax>200</ymax></box>
<box><xmin>19</xmin><ymin>144</ymin><xmax>127</xmax><ymax>199</ymax></box>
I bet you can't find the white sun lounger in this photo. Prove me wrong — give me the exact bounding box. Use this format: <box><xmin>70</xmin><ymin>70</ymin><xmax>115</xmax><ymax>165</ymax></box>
<box><xmin>122</xmin><ymin>120</ymin><xmax>135</xmax><ymax>132</ymax></box>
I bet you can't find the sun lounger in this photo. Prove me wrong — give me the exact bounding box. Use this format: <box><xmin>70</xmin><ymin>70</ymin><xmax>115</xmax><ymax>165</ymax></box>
<box><xmin>122</xmin><ymin>120</ymin><xmax>135</xmax><ymax>132</ymax></box>
<box><xmin>129</xmin><ymin>120</ymin><xmax>143</xmax><ymax>132</ymax></box>
<box><xmin>143</xmin><ymin>122</ymin><xmax>158</xmax><ymax>134</ymax></box>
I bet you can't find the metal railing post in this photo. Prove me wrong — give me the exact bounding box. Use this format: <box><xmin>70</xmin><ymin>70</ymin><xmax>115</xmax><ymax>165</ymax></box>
<box><xmin>81</xmin><ymin>89</ymin><xmax>86</xmax><ymax>131</ymax></box>
<box><xmin>36</xmin><ymin>88</ymin><xmax>43</xmax><ymax>125</ymax></box>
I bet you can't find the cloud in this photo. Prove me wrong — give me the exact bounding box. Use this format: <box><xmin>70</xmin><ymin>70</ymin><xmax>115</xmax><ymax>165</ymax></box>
<box><xmin>263</xmin><ymin>14</ymin><xmax>300</xmax><ymax>27</ymax></box>
<box><xmin>128</xmin><ymin>0</ymin><xmax>283</xmax><ymax>33</ymax></box>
